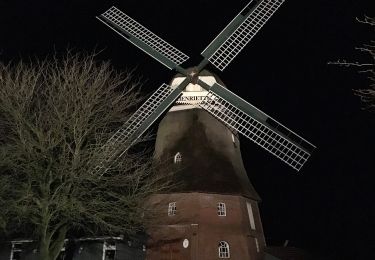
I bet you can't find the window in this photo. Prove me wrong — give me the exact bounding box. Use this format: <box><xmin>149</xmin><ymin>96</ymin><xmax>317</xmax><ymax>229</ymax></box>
<box><xmin>10</xmin><ymin>243</ymin><xmax>22</xmax><ymax>260</ymax></box>
<box><xmin>103</xmin><ymin>241</ymin><xmax>116</xmax><ymax>260</ymax></box>
<box><xmin>57</xmin><ymin>242</ymin><xmax>66</xmax><ymax>260</ymax></box>
<box><xmin>218</xmin><ymin>241</ymin><xmax>230</xmax><ymax>258</ymax></box>
<box><xmin>246</xmin><ymin>202</ymin><xmax>256</xmax><ymax>230</ymax></box>
<box><xmin>217</xmin><ymin>202</ymin><xmax>226</xmax><ymax>216</ymax></box>
<box><xmin>174</xmin><ymin>152</ymin><xmax>182</xmax><ymax>163</ymax></box>
<box><xmin>168</xmin><ymin>202</ymin><xmax>176</xmax><ymax>216</ymax></box>
<box><xmin>57</xmin><ymin>247</ymin><xmax>66</xmax><ymax>260</ymax></box>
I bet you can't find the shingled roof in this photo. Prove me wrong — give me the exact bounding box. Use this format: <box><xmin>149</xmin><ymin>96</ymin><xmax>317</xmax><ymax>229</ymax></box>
<box><xmin>154</xmin><ymin>70</ymin><xmax>261</xmax><ymax>201</ymax></box>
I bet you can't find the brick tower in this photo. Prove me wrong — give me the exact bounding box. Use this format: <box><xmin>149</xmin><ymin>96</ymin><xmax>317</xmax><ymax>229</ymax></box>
<box><xmin>147</xmin><ymin>70</ymin><xmax>266</xmax><ymax>260</ymax></box>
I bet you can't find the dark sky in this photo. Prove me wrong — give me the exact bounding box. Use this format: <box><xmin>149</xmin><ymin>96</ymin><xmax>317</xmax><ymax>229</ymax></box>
<box><xmin>1</xmin><ymin>0</ymin><xmax>375</xmax><ymax>259</ymax></box>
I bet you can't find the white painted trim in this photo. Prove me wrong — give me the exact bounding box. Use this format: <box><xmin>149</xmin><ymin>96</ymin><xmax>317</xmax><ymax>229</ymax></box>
<box><xmin>246</xmin><ymin>202</ymin><xmax>256</xmax><ymax>230</ymax></box>
<box><xmin>255</xmin><ymin>238</ymin><xmax>260</xmax><ymax>252</ymax></box>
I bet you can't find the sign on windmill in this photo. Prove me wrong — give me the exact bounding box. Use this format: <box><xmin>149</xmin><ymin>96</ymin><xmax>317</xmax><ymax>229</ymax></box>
<box><xmin>94</xmin><ymin>0</ymin><xmax>315</xmax><ymax>175</ymax></box>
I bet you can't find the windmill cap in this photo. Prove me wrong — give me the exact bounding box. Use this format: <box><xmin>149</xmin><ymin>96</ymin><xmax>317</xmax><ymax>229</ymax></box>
<box><xmin>169</xmin><ymin>69</ymin><xmax>228</xmax><ymax>110</ymax></box>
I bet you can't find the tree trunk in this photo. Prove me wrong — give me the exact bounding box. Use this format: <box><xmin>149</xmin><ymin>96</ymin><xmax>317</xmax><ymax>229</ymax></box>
<box><xmin>39</xmin><ymin>237</ymin><xmax>51</xmax><ymax>260</ymax></box>
<box><xmin>38</xmin><ymin>224</ymin><xmax>68</xmax><ymax>260</ymax></box>
<box><xmin>49</xmin><ymin>225</ymin><xmax>68</xmax><ymax>260</ymax></box>
<box><xmin>39</xmin><ymin>210</ymin><xmax>52</xmax><ymax>260</ymax></box>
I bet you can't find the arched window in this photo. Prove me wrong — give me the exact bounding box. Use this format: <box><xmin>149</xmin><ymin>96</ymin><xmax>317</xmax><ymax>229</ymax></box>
<box><xmin>217</xmin><ymin>202</ymin><xmax>226</xmax><ymax>216</ymax></box>
<box><xmin>174</xmin><ymin>152</ymin><xmax>182</xmax><ymax>164</ymax></box>
<box><xmin>218</xmin><ymin>241</ymin><xmax>230</xmax><ymax>258</ymax></box>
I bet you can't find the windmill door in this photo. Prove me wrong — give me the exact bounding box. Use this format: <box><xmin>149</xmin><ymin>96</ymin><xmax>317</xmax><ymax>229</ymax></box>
<box><xmin>149</xmin><ymin>224</ymin><xmax>196</xmax><ymax>260</ymax></box>
<box><xmin>160</xmin><ymin>239</ymin><xmax>189</xmax><ymax>260</ymax></box>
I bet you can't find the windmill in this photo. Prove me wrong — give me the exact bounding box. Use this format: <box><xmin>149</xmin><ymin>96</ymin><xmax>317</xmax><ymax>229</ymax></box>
<box><xmin>95</xmin><ymin>0</ymin><xmax>315</xmax><ymax>258</ymax></box>
<box><xmin>95</xmin><ymin>0</ymin><xmax>315</xmax><ymax>175</ymax></box>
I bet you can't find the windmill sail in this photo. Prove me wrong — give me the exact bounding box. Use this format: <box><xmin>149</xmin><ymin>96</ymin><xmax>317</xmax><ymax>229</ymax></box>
<box><xmin>96</xmin><ymin>1</ymin><xmax>316</xmax><ymax>173</ymax></box>
<box><xmin>199</xmin><ymin>82</ymin><xmax>315</xmax><ymax>171</ymax></box>
<box><xmin>97</xmin><ymin>6</ymin><xmax>189</xmax><ymax>69</ymax></box>
<box><xmin>201</xmin><ymin>0</ymin><xmax>285</xmax><ymax>71</ymax></box>
<box><xmin>93</xmin><ymin>79</ymin><xmax>190</xmax><ymax>175</ymax></box>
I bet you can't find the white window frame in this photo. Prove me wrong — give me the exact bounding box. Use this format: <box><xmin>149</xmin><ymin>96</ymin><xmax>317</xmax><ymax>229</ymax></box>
<box><xmin>168</xmin><ymin>202</ymin><xmax>176</xmax><ymax>216</ymax></box>
<box><xmin>174</xmin><ymin>152</ymin><xmax>182</xmax><ymax>163</ymax></box>
<box><xmin>217</xmin><ymin>202</ymin><xmax>226</xmax><ymax>216</ymax></box>
<box><xmin>218</xmin><ymin>241</ymin><xmax>230</xmax><ymax>258</ymax></box>
<box><xmin>246</xmin><ymin>202</ymin><xmax>256</xmax><ymax>230</ymax></box>
<box><xmin>102</xmin><ymin>241</ymin><xmax>116</xmax><ymax>260</ymax></box>
<box><xmin>10</xmin><ymin>242</ymin><xmax>22</xmax><ymax>260</ymax></box>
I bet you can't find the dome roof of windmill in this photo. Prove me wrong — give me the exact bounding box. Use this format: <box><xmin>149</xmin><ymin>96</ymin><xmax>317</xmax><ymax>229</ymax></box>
<box><xmin>169</xmin><ymin>68</ymin><xmax>226</xmax><ymax>88</ymax></box>
<box><xmin>155</xmin><ymin>70</ymin><xmax>261</xmax><ymax>200</ymax></box>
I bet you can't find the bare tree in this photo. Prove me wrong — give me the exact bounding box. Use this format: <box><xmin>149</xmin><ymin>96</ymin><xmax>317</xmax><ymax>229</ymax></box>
<box><xmin>329</xmin><ymin>16</ymin><xmax>375</xmax><ymax>111</ymax></box>
<box><xmin>0</xmin><ymin>51</ymin><xmax>173</xmax><ymax>260</ymax></box>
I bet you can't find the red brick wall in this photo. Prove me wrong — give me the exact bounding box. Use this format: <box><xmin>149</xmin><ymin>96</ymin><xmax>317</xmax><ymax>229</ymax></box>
<box><xmin>147</xmin><ymin>192</ymin><xmax>266</xmax><ymax>260</ymax></box>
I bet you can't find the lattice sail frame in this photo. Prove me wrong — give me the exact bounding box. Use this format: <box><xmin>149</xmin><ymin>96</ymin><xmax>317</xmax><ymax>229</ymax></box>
<box><xmin>96</xmin><ymin>1</ymin><xmax>316</xmax><ymax>172</ymax></box>
<box><xmin>98</xmin><ymin>6</ymin><xmax>189</xmax><ymax>69</ymax></box>
<box><xmin>202</xmin><ymin>0</ymin><xmax>285</xmax><ymax>71</ymax></box>
<box><xmin>199</xmin><ymin>84</ymin><xmax>315</xmax><ymax>171</ymax></box>
<box><xmin>93</xmin><ymin>83</ymin><xmax>177</xmax><ymax>175</ymax></box>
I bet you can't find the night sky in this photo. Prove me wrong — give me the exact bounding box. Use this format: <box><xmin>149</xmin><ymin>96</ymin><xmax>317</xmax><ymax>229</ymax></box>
<box><xmin>1</xmin><ymin>0</ymin><xmax>375</xmax><ymax>259</ymax></box>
